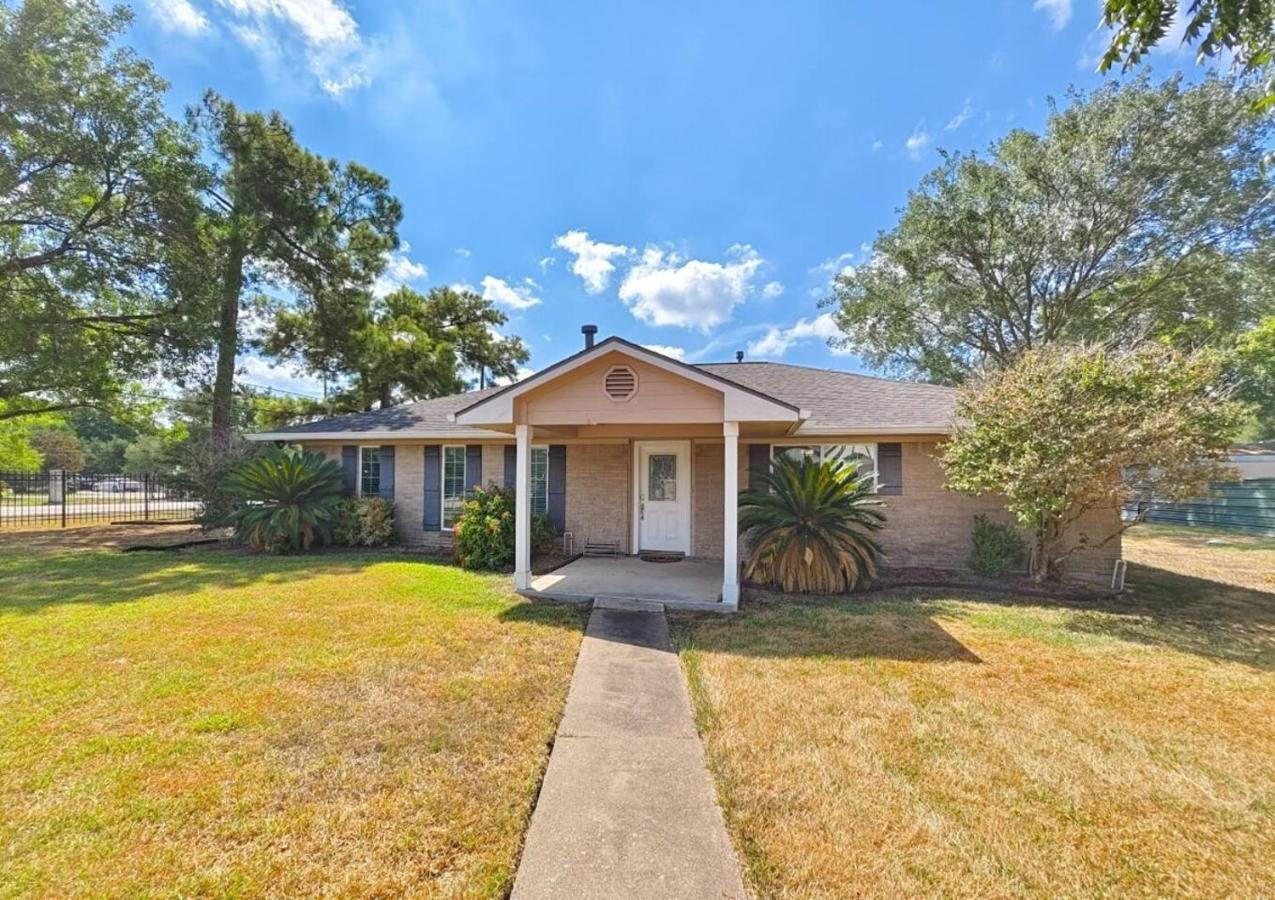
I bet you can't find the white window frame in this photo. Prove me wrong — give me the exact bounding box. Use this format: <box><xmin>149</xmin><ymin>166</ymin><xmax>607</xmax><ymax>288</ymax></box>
<box><xmin>357</xmin><ymin>445</ymin><xmax>382</xmax><ymax>498</ymax></box>
<box><xmin>771</xmin><ymin>443</ymin><xmax>879</xmax><ymax>492</ymax></box>
<box><xmin>441</xmin><ymin>444</ymin><xmax>467</xmax><ymax>531</ymax></box>
<box><xmin>530</xmin><ymin>445</ymin><xmax>550</xmax><ymax>518</ymax></box>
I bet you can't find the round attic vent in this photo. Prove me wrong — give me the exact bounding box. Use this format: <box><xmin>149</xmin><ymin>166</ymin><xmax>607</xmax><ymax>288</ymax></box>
<box><xmin>603</xmin><ymin>365</ymin><xmax>638</xmax><ymax>401</ymax></box>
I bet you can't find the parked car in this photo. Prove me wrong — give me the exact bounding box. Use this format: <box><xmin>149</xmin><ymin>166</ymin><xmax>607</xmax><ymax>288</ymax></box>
<box><xmin>106</xmin><ymin>478</ymin><xmax>144</xmax><ymax>493</ymax></box>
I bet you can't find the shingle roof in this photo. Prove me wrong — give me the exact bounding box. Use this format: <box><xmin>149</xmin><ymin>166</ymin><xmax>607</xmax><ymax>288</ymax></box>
<box><xmin>253</xmin><ymin>360</ymin><xmax>955</xmax><ymax>437</ymax></box>
<box><xmin>697</xmin><ymin>362</ymin><xmax>956</xmax><ymax>433</ymax></box>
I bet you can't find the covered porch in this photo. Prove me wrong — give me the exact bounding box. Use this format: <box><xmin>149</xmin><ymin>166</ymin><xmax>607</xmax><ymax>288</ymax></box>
<box><xmin>451</xmin><ymin>334</ymin><xmax>808</xmax><ymax>610</ymax></box>
<box><xmin>525</xmin><ymin>555</ymin><xmax>726</xmax><ymax>609</ymax></box>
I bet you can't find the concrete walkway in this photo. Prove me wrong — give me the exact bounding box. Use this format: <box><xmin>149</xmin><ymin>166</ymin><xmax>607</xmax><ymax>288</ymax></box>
<box><xmin>512</xmin><ymin>608</ymin><xmax>746</xmax><ymax>899</ymax></box>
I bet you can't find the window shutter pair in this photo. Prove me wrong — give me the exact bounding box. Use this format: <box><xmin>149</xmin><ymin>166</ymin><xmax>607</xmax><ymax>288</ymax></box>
<box><xmin>502</xmin><ymin>443</ymin><xmax>567</xmax><ymax>530</ymax></box>
<box><xmin>340</xmin><ymin>445</ymin><xmax>395</xmax><ymax>500</ymax></box>
<box><xmin>423</xmin><ymin>445</ymin><xmax>482</xmax><ymax>531</ymax></box>
<box><xmin>745</xmin><ymin>442</ymin><xmax>904</xmax><ymax>494</ymax></box>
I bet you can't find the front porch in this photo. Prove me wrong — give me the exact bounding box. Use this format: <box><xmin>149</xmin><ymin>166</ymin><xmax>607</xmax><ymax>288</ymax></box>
<box><xmin>522</xmin><ymin>555</ymin><xmax>729</xmax><ymax>611</ymax></box>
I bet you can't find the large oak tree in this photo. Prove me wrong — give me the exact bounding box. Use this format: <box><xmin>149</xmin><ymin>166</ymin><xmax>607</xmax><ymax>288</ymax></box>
<box><xmin>829</xmin><ymin>76</ymin><xmax>1274</xmax><ymax>384</ymax></box>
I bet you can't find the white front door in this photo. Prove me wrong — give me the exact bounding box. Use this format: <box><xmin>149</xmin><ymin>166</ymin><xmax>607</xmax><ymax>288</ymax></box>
<box><xmin>636</xmin><ymin>441</ymin><xmax>691</xmax><ymax>553</ymax></box>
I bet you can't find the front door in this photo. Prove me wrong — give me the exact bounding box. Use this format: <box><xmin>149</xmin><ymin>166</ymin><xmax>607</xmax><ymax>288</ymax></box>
<box><xmin>636</xmin><ymin>441</ymin><xmax>691</xmax><ymax>553</ymax></box>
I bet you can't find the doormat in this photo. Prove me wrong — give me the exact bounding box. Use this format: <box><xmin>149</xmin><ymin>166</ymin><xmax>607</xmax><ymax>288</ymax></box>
<box><xmin>639</xmin><ymin>551</ymin><xmax>684</xmax><ymax>563</ymax></box>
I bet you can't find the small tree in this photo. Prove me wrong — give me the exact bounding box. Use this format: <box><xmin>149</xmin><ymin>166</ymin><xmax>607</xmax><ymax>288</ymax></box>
<box><xmin>941</xmin><ymin>345</ymin><xmax>1247</xmax><ymax>580</ymax></box>
<box><xmin>28</xmin><ymin>428</ymin><xmax>86</xmax><ymax>473</ymax></box>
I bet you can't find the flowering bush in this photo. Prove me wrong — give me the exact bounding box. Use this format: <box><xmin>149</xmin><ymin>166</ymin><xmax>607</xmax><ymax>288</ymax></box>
<box><xmin>454</xmin><ymin>484</ymin><xmax>515</xmax><ymax>570</ymax></box>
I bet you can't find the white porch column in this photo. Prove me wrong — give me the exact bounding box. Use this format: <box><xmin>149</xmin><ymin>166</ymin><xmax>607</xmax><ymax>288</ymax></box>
<box><xmin>722</xmin><ymin>421</ymin><xmax>740</xmax><ymax>608</ymax></box>
<box><xmin>514</xmin><ymin>423</ymin><xmax>531</xmax><ymax>590</ymax></box>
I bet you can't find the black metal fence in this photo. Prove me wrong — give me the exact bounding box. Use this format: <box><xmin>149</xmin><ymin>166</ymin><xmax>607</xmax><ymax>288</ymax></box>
<box><xmin>0</xmin><ymin>471</ymin><xmax>201</xmax><ymax>530</ymax></box>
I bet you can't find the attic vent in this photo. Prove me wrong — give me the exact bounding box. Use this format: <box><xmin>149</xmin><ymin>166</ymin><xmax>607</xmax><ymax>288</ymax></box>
<box><xmin>603</xmin><ymin>365</ymin><xmax>638</xmax><ymax>401</ymax></box>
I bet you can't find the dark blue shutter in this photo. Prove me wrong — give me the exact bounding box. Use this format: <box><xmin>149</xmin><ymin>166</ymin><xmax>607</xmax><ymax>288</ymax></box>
<box><xmin>466</xmin><ymin>445</ymin><xmax>482</xmax><ymax>495</ymax></box>
<box><xmin>747</xmin><ymin>444</ymin><xmax>770</xmax><ymax>490</ymax></box>
<box><xmin>878</xmin><ymin>442</ymin><xmax>903</xmax><ymax>495</ymax></box>
<box><xmin>341</xmin><ymin>445</ymin><xmax>357</xmax><ymax>496</ymax></box>
<box><xmin>378</xmin><ymin>445</ymin><xmax>395</xmax><ymax>499</ymax></box>
<box><xmin>423</xmin><ymin>445</ymin><xmax>441</xmax><ymax>531</ymax></box>
<box><xmin>504</xmin><ymin>445</ymin><xmax>516</xmax><ymax>490</ymax></box>
<box><xmin>547</xmin><ymin>445</ymin><xmax>566</xmax><ymax>530</ymax></box>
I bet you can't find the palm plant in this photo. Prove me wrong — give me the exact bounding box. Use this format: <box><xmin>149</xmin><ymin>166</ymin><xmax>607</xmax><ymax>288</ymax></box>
<box><xmin>227</xmin><ymin>448</ymin><xmax>346</xmax><ymax>552</ymax></box>
<box><xmin>739</xmin><ymin>451</ymin><xmax>886</xmax><ymax>593</ymax></box>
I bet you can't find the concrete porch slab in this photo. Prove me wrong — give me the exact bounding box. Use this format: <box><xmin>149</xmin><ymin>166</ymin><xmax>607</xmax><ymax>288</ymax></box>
<box><xmin>525</xmin><ymin>556</ymin><xmax>726</xmax><ymax>608</ymax></box>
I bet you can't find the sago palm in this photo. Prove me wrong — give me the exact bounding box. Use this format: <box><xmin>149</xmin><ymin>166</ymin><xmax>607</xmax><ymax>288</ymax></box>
<box><xmin>228</xmin><ymin>449</ymin><xmax>346</xmax><ymax>552</ymax></box>
<box><xmin>739</xmin><ymin>451</ymin><xmax>886</xmax><ymax>593</ymax></box>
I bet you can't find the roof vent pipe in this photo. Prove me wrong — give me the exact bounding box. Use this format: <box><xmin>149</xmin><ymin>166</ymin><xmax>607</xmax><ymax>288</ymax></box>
<box><xmin>582</xmin><ymin>324</ymin><xmax>598</xmax><ymax>350</ymax></box>
<box><xmin>735</xmin><ymin>350</ymin><xmax>744</xmax><ymax>363</ymax></box>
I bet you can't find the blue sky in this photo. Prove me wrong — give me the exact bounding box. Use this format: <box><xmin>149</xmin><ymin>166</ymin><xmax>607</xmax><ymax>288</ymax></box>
<box><xmin>124</xmin><ymin>0</ymin><xmax>1200</xmax><ymax>397</ymax></box>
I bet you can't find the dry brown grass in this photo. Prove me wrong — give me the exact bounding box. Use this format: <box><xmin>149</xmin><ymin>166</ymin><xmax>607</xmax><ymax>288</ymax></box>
<box><xmin>1124</xmin><ymin>524</ymin><xmax>1275</xmax><ymax>592</ymax></box>
<box><xmin>0</xmin><ymin>545</ymin><xmax>585</xmax><ymax>898</ymax></box>
<box><xmin>673</xmin><ymin>539</ymin><xmax>1275</xmax><ymax>898</ymax></box>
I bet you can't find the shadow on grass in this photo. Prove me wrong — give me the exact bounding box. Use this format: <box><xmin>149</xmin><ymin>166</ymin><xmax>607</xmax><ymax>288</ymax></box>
<box><xmin>668</xmin><ymin>560</ymin><xmax>1275</xmax><ymax>670</ymax></box>
<box><xmin>671</xmin><ymin>596</ymin><xmax>984</xmax><ymax>664</ymax></box>
<box><xmin>0</xmin><ymin>546</ymin><xmax>422</xmax><ymax>615</ymax></box>
<box><xmin>1060</xmin><ymin>562</ymin><xmax>1275</xmax><ymax>670</ymax></box>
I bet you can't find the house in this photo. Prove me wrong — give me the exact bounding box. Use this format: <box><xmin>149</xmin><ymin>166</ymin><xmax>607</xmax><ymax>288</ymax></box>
<box><xmin>248</xmin><ymin>327</ymin><xmax>1122</xmax><ymax>606</ymax></box>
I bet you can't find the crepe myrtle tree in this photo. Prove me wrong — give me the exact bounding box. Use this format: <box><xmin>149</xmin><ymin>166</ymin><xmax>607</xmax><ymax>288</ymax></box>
<box><xmin>941</xmin><ymin>344</ymin><xmax>1247</xmax><ymax>580</ymax></box>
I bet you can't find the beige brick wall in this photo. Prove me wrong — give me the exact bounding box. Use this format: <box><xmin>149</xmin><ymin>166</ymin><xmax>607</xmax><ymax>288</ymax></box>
<box><xmin>481</xmin><ymin>444</ymin><xmax>507</xmax><ymax>490</ymax></box>
<box><xmin>565</xmin><ymin>443</ymin><xmax>630</xmax><ymax>550</ymax></box>
<box><xmin>693</xmin><ymin>442</ymin><xmax>724</xmax><ymax>558</ymax></box>
<box><xmin>394</xmin><ymin>445</ymin><xmax>426</xmax><ymax>546</ymax></box>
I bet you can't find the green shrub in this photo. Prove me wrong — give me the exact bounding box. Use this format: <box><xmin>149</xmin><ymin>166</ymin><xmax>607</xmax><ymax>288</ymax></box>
<box><xmin>531</xmin><ymin>513</ymin><xmax>559</xmax><ymax>556</ymax></box>
<box><xmin>332</xmin><ymin>496</ymin><xmax>396</xmax><ymax>547</ymax></box>
<box><xmin>967</xmin><ymin>514</ymin><xmax>1028</xmax><ymax>578</ymax></box>
<box><xmin>227</xmin><ymin>448</ymin><xmax>344</xmax><ymax>553</ymax></box>
<box><xmin>0</xmin><ymin>480</ymin><xmax>12</xmax><ymax>498</ymax></box>
<box><xmin>739</xmin><ymin>452</ymin><xmax>886</xmax><ymax>593</ymax></box>
<box><xmin>453</xmin><ymin>484</ymin><xmax>515</xmax><ymax>570</ymax></box>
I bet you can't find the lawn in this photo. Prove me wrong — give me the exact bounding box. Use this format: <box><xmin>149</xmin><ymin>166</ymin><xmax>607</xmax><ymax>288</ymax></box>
<box><xmin>673</xmin><ymin>527</ymin><xmax>1275</xmax><ymax>898</ymax></box>
<box><xmin>0</xmin><ymin>542</ymin><xmax>586</xmax><ymax>898</ymax></box>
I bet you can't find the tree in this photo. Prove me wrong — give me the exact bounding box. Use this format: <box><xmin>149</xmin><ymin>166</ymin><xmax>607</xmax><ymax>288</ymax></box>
<box><xmin>264</xmin><ymin>285</ymin><xmax>529</xmax><ymax>410</ymax></box>
<box><xmin>941</xmin><ymin>344</ymin><xmax>1248</xmax><ymax>580</ymax></box>
<box><xmin>188</xmin><ymin>92</ymin><xmax>401</xmax><ymax>453</ymax></box>
<box><xmin>1232</xmin><ymin>315</ymin><xmax>1275</xmax><ymax>439</ymax></box>
<box><xmin>0</xmin><ymin>0</ymin><xmax>208</xmax><ymax>421</ymax></box>
<box><xmin>737</xmin><ymin>452</ymin><xmax>886</xmax><ymax>593</ymax></box>
<box><xmin>1098</xmin><ymin>0</ymin><xmax>1275</xmax><ymax>109</ymax></box>
<box><xmin>28</xmin><ymin>427</ymin><xmax>86</xmax><ymax>472</ymax></box>
<box><xmin>829</xmin><ymin>77</ymin><xmax>1274</xmax><ymax>385</ymax></box>
<box><xmin>0</xmin><ymin>403</ymin><xmax>49</xmax><ymax>471</ymax></box>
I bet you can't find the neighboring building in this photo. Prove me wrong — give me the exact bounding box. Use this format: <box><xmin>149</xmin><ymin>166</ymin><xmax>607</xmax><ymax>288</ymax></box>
<box><xmin>1231</xmin><ymin>443</ymin><xmax>1275</xmax><ymax>481</ymax></box>
<box><xmin>248</xmin><ymin>328</ymin><xmax>1122</xmax><ymax>605</ymax></box>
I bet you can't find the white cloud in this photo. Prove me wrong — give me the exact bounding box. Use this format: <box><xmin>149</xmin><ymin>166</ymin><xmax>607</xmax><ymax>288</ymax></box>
<box><xmin>905</xmin><ymin>126</ymin><xmax>931</xmax><ymax>160</ymax></box>
<box><xmin>618</xmin><ymin>244</ymin><xmax>764</xmax><ymax>332</ymax></box>
<box><xmin>454</xmin><ymin>247</ymin><xmax>472</xmax><ymax>258</ymax></box>
<box><xmin>494</xmin><ymin>366</ymin><xmax>537</xmax><ymax>386</ymax></box>
<box><xmin>538</xmin><ymin>256</ymin><xmax>556</xmax><ymax>270</ymax></box>
<box><xmin>145</xmin><ymin>0</ymin><xmax>209</xmax><ymax>34</ymax></box>
<box><xmin>553</xmin><ymin>230</ymin><xmax>632</xmax><ymax>294</ymax></box>
<box><xmin>642</xmin><ymin>344</ymin><xmax>687</xmax><ymax>361</ymax></box>
<box><xmin>481</xmin><ymin>275</ymin><xmax>541</xmax><ymax>310</ymax></box>
<box><xmin>239</xmin><ymin>355</ymin><xmax>325</xmax><ymax>398</ymax></box>
<box><xmin>372</xmin><ymin>244</ymin><xmax>428</xmax><ymax>298</ymax></box>
<box><xmin>944</xmin><ymin>98</ymin><xmax>974</xmax><ymax>131</ymax></box>
<box><xmin>871</xmin><ymin>139</ymin><xmax>884</xmax><ymax>152</ymax></box>
<box><xmin>1033</xmin><ymin>0</ymin><xmax>1072</xmax><ymax>30</ymax></box>
<box><xmin>214</xmin><ymin>0</ymin><xmax>370</xmax><ymax>95</ymax></box>
<box><xmin>762</xmin><ymin>281</ymin><xmax>784</xmax><ymax>299</ymax></box>
<box><xmin>746</xmin><ymin>313</ymin><xmax>848</xmax><ymax>359</ymax></box>
<box><xmin>814</xmin><ymin>251</ymin><xmax>858</xmax><ymax>278</ymax></box>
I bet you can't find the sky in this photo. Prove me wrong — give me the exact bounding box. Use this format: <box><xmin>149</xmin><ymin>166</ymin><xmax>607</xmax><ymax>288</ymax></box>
<box><xmin>121</xmin><ymin>0</ymin><xmax>1203</xmax><ymax>398</ymax></box>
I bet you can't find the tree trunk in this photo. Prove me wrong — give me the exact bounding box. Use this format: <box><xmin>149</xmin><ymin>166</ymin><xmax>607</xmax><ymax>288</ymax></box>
<box><xmin>379</xmin><ymin>383</ymin><xmax>393</xmax><ymax>409</ymax></box>
<box><xmin>210</xmin><ymin>229</ymin><xmax>246</xmax><ymax>455</ymax></box>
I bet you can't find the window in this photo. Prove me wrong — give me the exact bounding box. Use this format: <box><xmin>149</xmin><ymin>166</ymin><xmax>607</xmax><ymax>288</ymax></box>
<box><xmin>442</xmin><ymin>445</ymin><xmax>466</xmax><ymax>529</ymax></box>
<box><xmin>772</xmin><ymin>443</ymin><xmax>878</xmax><ymax>489</ymax></box>
<box><xmin>530</xmin><ymin>446</ymin><xmax>549</xmax><ymax>517</ymax></box>
<box><xmin>648</xmin><ymin>453</ymin><xmax>678</xmax><ymax>501</ymax></box>
<box><xmin>359</xmin><ymin>446</ymin><xmax>381</xmax><ymax>497</ymax></box>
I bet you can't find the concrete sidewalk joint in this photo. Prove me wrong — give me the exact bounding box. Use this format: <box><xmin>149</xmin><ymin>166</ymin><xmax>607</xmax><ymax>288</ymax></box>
<box><xmin>511</xmin><ymin>607</ymin><xmax>746</xmax><ymax>899</ymax></box>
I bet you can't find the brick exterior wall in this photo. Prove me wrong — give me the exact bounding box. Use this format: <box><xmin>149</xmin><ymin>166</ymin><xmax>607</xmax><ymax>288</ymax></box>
<box><xmin>693</xmin><ymin>442</ymin><xmax>724</xmax><ymax>558</ymax></box>
<box><xmin>565</xmin><ymin>443</ymin><xmax>630</xmax><ymax>550</ymax></box>
<box><xmin>299</xmin><ymin>437</ymin><xmax>1121</xmax><ymax>585</ymax></box>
